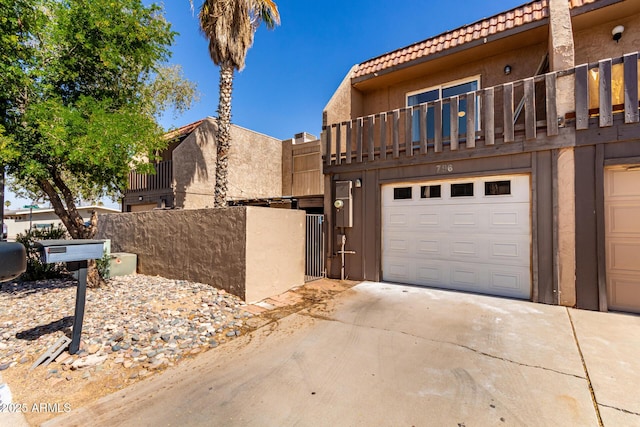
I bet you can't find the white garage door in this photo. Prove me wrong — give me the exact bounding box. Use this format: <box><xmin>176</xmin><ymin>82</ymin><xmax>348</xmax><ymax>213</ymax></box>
<box><xmin>382</xmin><ymin>175</ymin><xmax>531</xmax><ymax>299</ymax></box>
<box><xmin>605</xmin><ymin>167</ymin><xmax>640</xmax><ymax>313</ymax></box>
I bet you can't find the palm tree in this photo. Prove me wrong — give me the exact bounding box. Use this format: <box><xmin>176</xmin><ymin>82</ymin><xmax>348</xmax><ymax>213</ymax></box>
<box><xmin>191</xmin><ymin>0</ymin><xmax>280</xmax><ymax>207</ymax></box>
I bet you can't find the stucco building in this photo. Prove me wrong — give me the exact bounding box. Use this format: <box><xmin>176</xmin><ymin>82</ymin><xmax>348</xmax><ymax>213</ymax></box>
<box><xmin>321</xmin><ymin>0</ymin><xmax>640</xmax><ymax>313</ymax></box>
<box><xmin>123</xmin><ymin>118</ymin><xmax>324</xmax><ymax>213</ymax></box>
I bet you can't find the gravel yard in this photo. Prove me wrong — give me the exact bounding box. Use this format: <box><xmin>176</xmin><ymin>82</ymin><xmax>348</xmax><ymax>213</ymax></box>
<box><xmin>0</xmin><ymin>274</ymin><xmax>256</xmax><ymax>425</ymax></box>
<box><xmin>0</xmin><ymin>274</ymin><xmax>252</xmax><ymax>375</ymax></box>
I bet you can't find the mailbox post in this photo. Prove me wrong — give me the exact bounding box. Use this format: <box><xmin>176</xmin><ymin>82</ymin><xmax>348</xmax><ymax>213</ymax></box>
<box><xmin>36</xmin><ymin>240</ymin><xmax>104</xmax><ymax>355</ymax></box>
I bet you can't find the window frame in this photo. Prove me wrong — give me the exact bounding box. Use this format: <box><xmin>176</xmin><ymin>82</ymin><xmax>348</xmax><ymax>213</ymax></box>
<box><xmin>406</xmin><ymin>75</ymin><xmax>482</xmax><ymax>142</ymax></box>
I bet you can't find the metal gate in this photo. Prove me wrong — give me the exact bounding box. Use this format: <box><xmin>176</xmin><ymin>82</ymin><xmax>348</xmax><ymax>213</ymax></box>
<box><xmin>305</xmin><ymin>214</ymin><xmax>325</xmax><ymax>282</ymax></box>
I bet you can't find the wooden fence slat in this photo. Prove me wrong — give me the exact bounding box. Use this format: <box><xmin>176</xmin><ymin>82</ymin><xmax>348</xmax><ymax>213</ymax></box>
<box><xmin>434</xmin><ymin>100</ymin><xmax>443</xmax><ymax>152</ymax></box>
<box><xmin>484</xmin><ymin>88</ymin><xmax>495</xmax><ymax>145</ymax></box>
<box><xmin>367</xmin><ymin>115</ymin><xmax>375</xmax><ymax>161</ymax></box>
<box><xmin>324</xmin><ymin>127</ymin><xmax>332</xmax><ymax>166</ymax></box>
<box><xmin>524</xmin><ymin>78</ymin><xmax>536</xmax><ymax>140</ymax></box>
<box><xmin>503</xmin><ymin>82</ymin><xmax>514</xmax><ymax>142</ymax></box>
<box><xmin>356</xmin><ymin>118</ymin><xmax>363</xmax><ymax>163</ymax></box>
<box><xmin>419</xmin><ymin>103</ymin><xmax>427</xmax><ymax>154</ymax></box>
<box><xmin>450</xmin><ymin>96</ymin><xmax>459</xmax><ymax>151</ymax></box>
<box><xmin>345</xmin><ymin>120</ymin><xmax>352</xmax><ymax>164</ymax></box>
<box><xmin>392</xmin><ymin>109</ymin><xmax>400</xmax><ymax>158</ymax></box>
<box><xmin>599</xmin><ymin>59</ymin><xmax>613</xmax><ymax>127</ymax></box>
<box><xmin>575</xmin><ymin>64</ymin><xmax>589</xmax><ymax>130</ymax></box>
<box><xmin>466</xmin><ymin>92</ymin><xmax>476</xmax><ymax>148</ymax></box>
<box><xmin>545</xmin><ymin>72</ymin><xmax>558</xmax><ymax>136</ymax></box>
<box><xmin>405</xmin><ymin>107</ymin><xmax>414</xmax><ymax>157</ymax></box>
<box><xmin>335</xmin><ymin>123</ymin><xmax>342</xmax><ymax>165</ymax></box>
<box><xmin>624</xmin><ymin>52</ymin><xmax>639</xmax><ymax>124</ymax></box>
<box><xmin>379</xmin><ymin>112</ymin><xmax>387</xmax><ymax>160</ymax></box>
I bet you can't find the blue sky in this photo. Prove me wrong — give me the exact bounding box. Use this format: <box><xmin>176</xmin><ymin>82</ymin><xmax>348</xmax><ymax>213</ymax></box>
<box><xmin>6</xmin><ymin>0</ymin><xmax>527</xmax><ymax>209</ymax></box>
<box><xmin>156</xmin><ymin>0</ymin><xmax>527</xmax><ymax>139</ymax></box>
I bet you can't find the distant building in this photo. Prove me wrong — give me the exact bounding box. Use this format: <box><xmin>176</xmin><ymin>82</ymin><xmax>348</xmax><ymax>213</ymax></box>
<box><xmin>3</xmin><ymin>206</ymin><xmax>120</xmax><ymax>241</ymax></box>
<box><xmin>123</xmin><ymin>117</ymin><xmax>324</xmax><ymax>214</ymax></box>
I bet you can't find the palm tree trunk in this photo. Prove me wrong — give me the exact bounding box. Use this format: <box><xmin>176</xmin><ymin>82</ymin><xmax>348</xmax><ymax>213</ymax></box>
<box><xmin>215</xmin><ymin>64</ymin><xmax>234</xmax><ymax>207</ymax></box>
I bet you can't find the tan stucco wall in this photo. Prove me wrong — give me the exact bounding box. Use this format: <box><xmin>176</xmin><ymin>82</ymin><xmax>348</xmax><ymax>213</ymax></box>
<box><xmin>97</xmin><ymin>208</ymin><xmax>248</xmax><ymax>298</ymax></box>
<box><xmin>548</xmin><ymin>0</ymin><xmax>575</xmax><ymax>72</ymax></box>
<box><xmin>323</xmin><ymin>64</ymin><xmax>363</xmax><ymax>126</ymax></box>
<box><xmin>227</xmin><ymin>126</ymin><xmax>282</xmax><ymax>201</ymax></box>
<box><xmin>573</xmin><ymin>8</ymin><xmax>640</xmax><ymax>65</ymax></box>
<box><xmin>557</xmin><ymin>148</ymin><xmax>576</xmax><ymax>307</ymax></box>
<box><xmin>97</xmin><ymin>207</ymin><xmax>305</xmax><ymax>301</ymax></box>
<box><xmin>172</xmin><ymin>118</ymin><xmax>283</xmax><ymax>209</ymax></box>
<box><xmin>173</xmin><ymin>119</ymin><xmax>217</xmax><ymax>209</ymax></box>
<box><xmin>245</xmin><ymin>207</ymin><xmax>305</xmax><ymax>302</ymax></box>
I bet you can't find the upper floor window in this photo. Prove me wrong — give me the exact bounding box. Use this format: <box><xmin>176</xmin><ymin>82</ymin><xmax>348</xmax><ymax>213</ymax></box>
<box><xmin>407</xmin><ymin>77</ymin><xmax>480</xmax><ymax>142</ymax></box>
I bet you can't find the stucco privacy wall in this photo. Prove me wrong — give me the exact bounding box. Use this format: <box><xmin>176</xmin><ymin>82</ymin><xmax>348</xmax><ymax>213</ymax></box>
<box><xmin>172</xmin><ymin>118</ymin><xmax>283</xmax><ymax>209</ymax></box>
<box><xmin>97</xmin><ymin>208</ymin><xmax>305</xmax><ymax>301</ymax></box>
<box><xmin>245</xmin><ymin>207</ymin><xmax>305</xmax><ymax>302</ymax></box>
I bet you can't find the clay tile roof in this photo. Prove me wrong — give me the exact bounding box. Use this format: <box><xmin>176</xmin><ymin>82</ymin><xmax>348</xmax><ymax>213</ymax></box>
<box><xmin>352</xmin><ymin>0</ymin><xmax>601</xmax><ymax>80</ymax></box>
<box><xmin>163</xmin><ymin>119</ymin><xmax>205</xmax><ymax>141</ymax></box>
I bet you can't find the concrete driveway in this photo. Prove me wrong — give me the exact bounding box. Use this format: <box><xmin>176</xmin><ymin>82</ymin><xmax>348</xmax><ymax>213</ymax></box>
<box><xmin>44</xmin><ymin>281</ymin><xmax>640</xmax><ymax>426</ymax></box>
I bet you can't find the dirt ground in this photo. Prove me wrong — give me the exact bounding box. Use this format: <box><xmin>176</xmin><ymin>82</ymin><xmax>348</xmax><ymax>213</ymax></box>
<box><xmin>3</xmin><ymin>278</ymin><xmax>356</xmax><ymax>426</ymax></box>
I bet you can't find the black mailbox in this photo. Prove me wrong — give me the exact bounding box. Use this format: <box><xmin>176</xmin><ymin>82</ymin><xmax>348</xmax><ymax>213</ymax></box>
<box><xmin>0</xmin><ymin>242</ymin><xmax>27</xmax><ymax>283</ymax></box>
<box><xmin>35</xmin><ymin>239</ymin><xmax>106</xmax><ymax>356</ymax></box>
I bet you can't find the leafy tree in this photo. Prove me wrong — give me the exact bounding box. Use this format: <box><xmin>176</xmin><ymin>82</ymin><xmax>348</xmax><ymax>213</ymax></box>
<box><xmin>192</xmin><ymin>0</ymin><xmax>280</xmax><ymax>207</ymax></box>
<box><xmin>0</xmin><ymin>0</ymin><xmax>197</xmax><ymax>239</ymax></box>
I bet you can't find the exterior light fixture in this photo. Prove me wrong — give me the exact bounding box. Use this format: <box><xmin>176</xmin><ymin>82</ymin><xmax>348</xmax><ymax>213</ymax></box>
<box><xmin>612</xmin><ymin>25</ymin><xmax>624</xmax><ymax>42</ymax></box>
<box><xmin>504</xmin><ymin>65</ymin><xmax>512</xmax><ymax>75</ymax></box>
<box><xmin>138</xmin><ymin>196</ymin><xmax>143</xmax><ymax>201</ymax></box>
<box><xmin>354</xmin><ymin>178</ymin><xmax>362</xmax><ymax>188</ymax></box>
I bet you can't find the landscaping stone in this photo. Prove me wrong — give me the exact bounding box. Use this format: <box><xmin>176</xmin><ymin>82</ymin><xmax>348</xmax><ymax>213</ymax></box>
<box><xmin>0</xmin><ymin>274</ymin><xmax>249</xmax><ymax>375</ymax></box>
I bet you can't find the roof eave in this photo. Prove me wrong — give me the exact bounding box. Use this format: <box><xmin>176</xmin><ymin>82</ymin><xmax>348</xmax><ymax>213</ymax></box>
<box><xmin>352</xmin><ymin>17</ymin><xmax>550</xmax><ymax>86</ymax></box>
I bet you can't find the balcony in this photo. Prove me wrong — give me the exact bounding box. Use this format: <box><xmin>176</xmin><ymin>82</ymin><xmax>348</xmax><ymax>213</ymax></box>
<box><xmin>127</xmin><ymin>160</ymin><xmax>173</xmax><ymax>192</ymax></box>
<box><xmin>323</xmin><ymin>52</ymin><xmax>640</xmax><ymax>169</ymax></box>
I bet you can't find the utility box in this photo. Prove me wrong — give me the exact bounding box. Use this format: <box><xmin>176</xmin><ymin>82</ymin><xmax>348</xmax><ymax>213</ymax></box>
<box><xmin>335</xmin><ymin>180</ymin><xmax>353</xmax><ymax>228</ymax></box>
<box><xmin>110</xmin><ymin>252</ymin><xmax>137</xmax><ymax>277</ymax></box>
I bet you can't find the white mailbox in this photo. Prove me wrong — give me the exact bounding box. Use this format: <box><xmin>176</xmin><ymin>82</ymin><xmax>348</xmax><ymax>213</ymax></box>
<box><xmin>36</xmin><ymin>239</ymin><xmax>105</xmax><ymax>264</ymax></box>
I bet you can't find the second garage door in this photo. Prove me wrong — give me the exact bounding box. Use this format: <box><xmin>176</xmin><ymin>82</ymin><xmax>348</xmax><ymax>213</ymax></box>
<box><xmin>604</xmin><ymin>167</ymin><xmax>640</xmax><ymax>313</ymax></box>
<box><xmin>382</xmin><ymin>175</ymin><xmax>531</xmax><ymax>299</ymax></box>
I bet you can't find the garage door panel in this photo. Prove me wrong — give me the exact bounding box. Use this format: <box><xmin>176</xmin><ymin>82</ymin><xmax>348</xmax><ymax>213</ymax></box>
<box><xmin>488</xmin><ymin>267</ymin><xmax>530</xmax><ymax>294</ymax></box>
<box><xmin>607</xmin><ymin>240</ymin><xmax>640</xmax><ymax>272</ymax></box>
<box><xmin>387</xmin><ymin>237</ymin><xmax>410</xmax><ymax>254</ymax></box>
<box><xmin>418</xmin><ymin>213</ymin><xmax>440</xmax><ymax>226</ymax></box>
<box><xmin>385</xmin><ymin>259</ymin><xmax>413</xmax><ymax>281</ymax></box>
<box><xmin>416</xmin><ymin>239</ymin><xmax>440</xmax><ymax>254</ymax></box>
<box><xmin>416</xmin><ymin>264</ymin><xmax>443</xmax><ymax>282</ymax></box>
<box><xmin>450</xmin><ymin>239</ymin><xmax>480</xmax><ymax>257</ymax></box>
<box><xmin>606</xmin><ymin>202</ymin><xmax>640</xmax><ymax>235</ymax></box>
<box><xmin>606</xmin><ymin>168</ymin><xmax>640</xmax><ymax>198</ymax></box>
<box><xmin>491</xmin><ymin>241</ymin><xmax>522</xmax><ymax>259</ymax></box>
<box><xmin>607</xmin><ymin>274</ymin><xmax>640</xmax><ymax>313</ymax></box>
<box><xmin>451</xmin><ymin>212</ymin><xmax>477</xmax><ymax>226</ymax></box>
<box><xmin>382</xmin><ymin>175</ymin><xmax>531</xmax><ymax>300</ymax></box>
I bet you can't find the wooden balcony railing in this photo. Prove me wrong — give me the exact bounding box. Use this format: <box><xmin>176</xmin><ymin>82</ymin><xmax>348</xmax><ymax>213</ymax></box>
<box><xmin>323</xmin><ymin>52</ymin><xmax>639</xmax><ymax>167</ymax></box>
<box><xmin>127</xmin><ymin>160</ymin><xmax>173</xmax><ymax>192</ymax></box>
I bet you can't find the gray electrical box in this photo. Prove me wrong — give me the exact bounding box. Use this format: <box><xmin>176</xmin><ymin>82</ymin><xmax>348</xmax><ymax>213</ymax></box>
<box><xmin>335</xmin><ymin>180</ymin><xmax>353</xmax><ymax>228</ymax></box>
<box><xmin>36</xmin><ymin>240</ymin><xmax>105</xmax><ymax>264</ymax></box>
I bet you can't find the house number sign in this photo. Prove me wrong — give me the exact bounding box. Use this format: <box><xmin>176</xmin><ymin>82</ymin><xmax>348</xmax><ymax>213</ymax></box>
<box><xmin>435</xmin><ymin>163</ymin><xmax>454</xmax><ymax>173</ymax></box>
